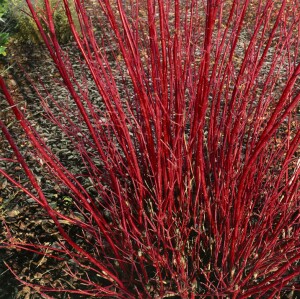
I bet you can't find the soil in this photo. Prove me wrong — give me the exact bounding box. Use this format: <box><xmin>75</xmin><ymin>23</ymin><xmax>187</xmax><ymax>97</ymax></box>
<box><xmin>0</xmin><ymin>41</ymin><xmax>88</xmax><ymax>299</ymax></box>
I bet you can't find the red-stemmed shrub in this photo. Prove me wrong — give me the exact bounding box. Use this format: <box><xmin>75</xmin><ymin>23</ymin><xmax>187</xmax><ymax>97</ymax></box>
<box><xmin>0</xmin><ymin>0</ymin><xmax>299</xmax><ymax>298</ymax></box>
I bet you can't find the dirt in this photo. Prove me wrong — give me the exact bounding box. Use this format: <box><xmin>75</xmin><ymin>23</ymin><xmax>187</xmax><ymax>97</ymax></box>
<box><xmin>0</xmin><ymin>41</ymin><xmax>84</xmax><ymax>299</ymax></box>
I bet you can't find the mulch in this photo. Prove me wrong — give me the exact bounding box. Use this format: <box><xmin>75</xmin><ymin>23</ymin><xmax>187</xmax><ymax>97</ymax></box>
<box><xmin>0</xmin><ymin>41</ymin><xmax>91</xmax><ymax>299</ymax></box>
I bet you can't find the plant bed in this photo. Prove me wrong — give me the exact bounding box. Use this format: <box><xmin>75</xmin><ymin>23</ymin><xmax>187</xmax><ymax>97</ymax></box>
<box><xmin>0</xmin><ymin>0</ymin><xmax>300</xmax><ymax>298</ymax></box>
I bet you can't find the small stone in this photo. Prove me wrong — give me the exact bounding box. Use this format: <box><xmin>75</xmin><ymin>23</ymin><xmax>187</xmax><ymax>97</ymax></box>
<box><xmin>9</xmin><ymin>79</ymin><xmax>17</xmax><ymax>87</ymax></box>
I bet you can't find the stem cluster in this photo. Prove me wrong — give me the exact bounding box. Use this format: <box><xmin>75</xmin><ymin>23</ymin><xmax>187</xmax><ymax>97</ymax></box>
<box><xmin>0</xmin><ymin>0</ymin><xmax>299</xmax><ymax>298</ymax></box>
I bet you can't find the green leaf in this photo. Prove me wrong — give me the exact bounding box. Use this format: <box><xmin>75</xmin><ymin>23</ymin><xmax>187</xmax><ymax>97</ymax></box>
<box><xmin>0</xmin><ymin>45</ymin><xmax>7</xmax><ymax>56</ymax></box>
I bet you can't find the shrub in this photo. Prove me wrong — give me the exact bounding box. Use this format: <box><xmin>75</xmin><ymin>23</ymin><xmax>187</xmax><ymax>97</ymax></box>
<box><xmin>0</xmin><ymin>0</ymin><xmax>10</xmax><ymax>56</ymax></box>
<box><xmin>0</xmin><ymin>0</ymin><xmax>299</xmax><ymax>298</ymax></box>
<box><xmin>8</xmin><ymin>0</ymin><xmax>79</xmax><ymax>45</ymax></box>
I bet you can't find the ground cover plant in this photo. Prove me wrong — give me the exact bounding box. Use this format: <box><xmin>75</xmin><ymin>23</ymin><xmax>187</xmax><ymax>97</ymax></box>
<box><xmin>0</xmin><ymin>0</ymin><xmax>299</xmax><ymax>298</ymax></box>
